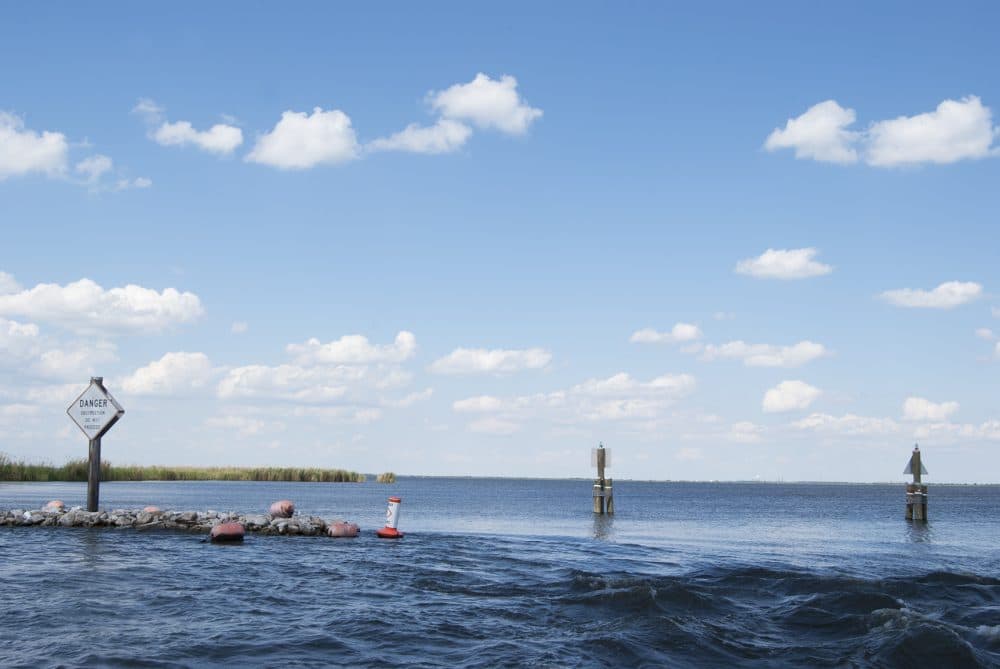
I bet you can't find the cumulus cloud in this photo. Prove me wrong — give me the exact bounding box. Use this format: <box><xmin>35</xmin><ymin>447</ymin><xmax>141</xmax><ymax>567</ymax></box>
<box><xmin>287</xmin><ymin>331</ymin><xmax>416</xmax><ymax>365</ymax></box>
<box><xmin>763</xmin><ymin>380</ymin><xmax>822</xmax><ymax>413</ymax></box>
<box><xmin>429</xmin><ymin>346</ymin><xmax>551</xmax><ymax>375</ymax></box>
<box><xmin>0</xmin><ymin>272</ymin><xmax>20</xmax><ymax>296</ymax></box>
<box><xmin>880</xmin><ymin>281</ymin><xmax>982</xmax><ymax>308</ymax></box>
<box><xmin>153</xmin><ymin>120</ymin><xmax>243</xmax><ymax>155</ymax></box>
<box><xmin>0</xmin><ymin>111</ymin><xmax>69</xmax><ymax>179</ymax></box>
<box><xmin>0</xmin><ymin>274</ymin><xmax>203</xmax><ymax>334</ymax></box>
<box><xmin>764</xmin><ymin>100</ymin><xmax>860</xmax><ymax>164</ymax></box>
<box><xmin>792</xmin><ymin>412</ymin><xmax>900</xmax><ymax>435</ymax></box>
<box><xmin>902</xmin><ymin>396</ymin><xmax>959</xmax><ymax>422</ymax></box>
<box><xmin>75</xmin><ymin>155</ymin><xmax>113</xmax><ymax>183</ymax></box>
<box><xmin>135</xmin><ymin>98</ymin><xmax>242</xmax><ymax>156</ymax></box>
<box><xmin>121</xmin><ymin>352</ymin><xmax>215</xmax><ymax>396</ymax></box>
<box><xmin>735</xmin><ymin>248</ymin><xmax>833</xmax><ymax>279</ymax></box>
<box><xmin>216</xmin><ymin>363</ymin><xmax>360</xmax><ymax>402</ymax></box>
<box><xmin>701</xmin><ymin>340</ymin><xmax>829</xmax><ymax>367</ymax></box>
<box><xmin>0</xmin><ymin>316</ymin><xmax>117</xmax><ymax>379</ymax></box>
<box><xmin>368</xmin><ymin>119</ymin><xmax>472</xmax><ymax>154</ymax></box>
<box><xmin>729</xmin><ymin>421</ymin><xmax>765</xmax><ymax>443</ymax></box>
<box><xmin>630</xmin><ymin>323</ymin><xmax>702</xmax><ymax>344</ymax></box>
<box><xmin>452</xmin><ymin>371</ymin><xmax>696</xmax><ymax>433</ymax></box>
<box><xmin>246</xmin><ymin>107</ymin><xmax>359</xmax><ymax>169</ymax></box>
<box><xmin>867</xmin><ymin>96</ymin><xmax>998</xmax><ymax>166</ymax></box>
<box><xmin>429</xmin><ymin>73</ymin><xmax>542</xmax><ymax>135</ymax></box>
<box><xmin>975</xmin><ymin>328</ymin><xmax>995</xmax><ymax>340</ymax></box>
<box><xmin>766</xmin><ymin>96</ymin><xmax>1000</xmax><ymax>167</ymax></box>
<box><xmin>231</xmin><ymin>321</ymin><xmax>248</xmax><ymax>335</ymax></box>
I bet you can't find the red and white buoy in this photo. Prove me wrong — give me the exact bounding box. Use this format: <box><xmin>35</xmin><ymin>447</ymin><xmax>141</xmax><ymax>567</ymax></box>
<box><xmin>375</xmin><ymin>496</ymin><xmax>404</xmax><ymax>538</ymax></box>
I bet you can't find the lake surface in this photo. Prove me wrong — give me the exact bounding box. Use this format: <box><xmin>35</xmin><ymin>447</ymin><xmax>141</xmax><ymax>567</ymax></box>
<box><xmin>1</xmin><ymin>479</ymin><xmax>998</xmax><ymax>667</ymax></box>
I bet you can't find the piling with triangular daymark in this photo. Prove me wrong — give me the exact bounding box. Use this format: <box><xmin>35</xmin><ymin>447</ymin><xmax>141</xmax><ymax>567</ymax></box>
<box><xmin>903</xmin><ymin>444</ymin><xmax>929</xmax><ymax>521</ymax></box>
<box><xmin>591</xmin><ymin>442</ymin><xmax>614</xmax><ymax>514</ymax></box>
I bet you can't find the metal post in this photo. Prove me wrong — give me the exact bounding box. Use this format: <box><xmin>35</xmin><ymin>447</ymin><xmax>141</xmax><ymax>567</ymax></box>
<box><xmin>87</xmin><ymin>436</ymin><xmax>101</xmax><ymax>512</ymax></box>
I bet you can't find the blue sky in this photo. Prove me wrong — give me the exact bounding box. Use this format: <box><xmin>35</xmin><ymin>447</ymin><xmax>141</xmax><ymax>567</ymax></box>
<box><xmin>1</xmin><ymin>3</ymin><xmax>999</xmax><ymax>481</ymax></box>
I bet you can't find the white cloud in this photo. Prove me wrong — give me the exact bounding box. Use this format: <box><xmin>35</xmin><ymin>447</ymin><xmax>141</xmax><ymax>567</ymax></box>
<box><xmin>231</xmin><ymin>321</ymin><xmax>249</xmax><ymax>335</ymax></box>
<box><xmin>762</xmin><ymin>380</ymin><xmax>822</xmax><ymax>413</ymax></box>
<box><xmin>429</xmin><ymin>346</ymin><xmax>551</xmax><ymax>375</ymax></box>
<box><xmin>246</xmin><ymin>107</ymin><xmax>359</xmax><ymax>169</ymax></box>
<box><xmin>453</xmin><ymin>395</ymin><xmax>504</xmax><ymax>413</ymax></box>
<box><xmin>701</xmin><ymin>340</ymin><xmax>829</xmax><ymax>367</ymax></box>
<box><xmin>468</xmin><ymin>416</ymin><xmax>521</xmax><ymax>435</ymax></box>
<box><xmin>216</xmin><ymin>363</ymin><xmax>360</xmax><ymax>402</ymax></box>
<box><xmin>205</xmin><ymin>413</ymin><xmax>282</xmax><ymax>437</ymax></box>
<box><xmin>114</xmin><ymin>177</ymin><xmax>152</xmax><ymax>191</ymax></box>
<box><xmin>630</xmin><ymin>323</ymin><xmax>702</xmax><ymax>344</ymax></box>
<box><xmin>880</xmin><ymin>281</ymin><xmax>982</xmax><ymax>309</ymax></box>
<box><xmin>121</xmin><ymin>352</ymin><xmax>215</xmax><ymax>396</ymax></box>
<box><xmin>0</xmin><ymin>272</ymin><xmax>20</xmax><ymax>296</ymax></box>
<box><xmin>382</xmin><ymin>388</ymin><xmax>433</xmax><ymax>408</ymax></box>
<box><xmin>0</xmin><ymin>276</ymin><xmax>203</xmax><ymax>334</ymax></box>
<box><xmin>913</xmin><ymin>419</ymin><xmax>1000</xmax><ymax>442</ymax></box>
<box><xmin>0</xmin><ymin>316</ymin><xmax>117</xmax><ymax>379</ymax></box>
<box><xmin>902</xmin><ymin>396</ymin><xmax>959</xmax><ymax>422</ymax></box>
<box><xmin>764</xmin><ymin>100</ymin><xmax>859</xmax><ymax>164</ymax></box>
<box><xmin>867</xmin><ymin>96</ymin><xmax>998</xmax><ymax>166</ymax></box>
<box><xmin>153</xmin><ymin>120</ymin><xmax>243</xmax><ymax>155</ymax></box>
<box><xmin>735</xmin><ymin>248</ymin><xmax>833</xmax><ymax>279</ymax></box>
<box><xmin>75</xmin><ymin>154</ymin><xmax>113</xmax><ymax>183</ymax></box>
<box><xmin>792</xmin><ymin>412</ymin><xmax>900</xmax><ymax>435</ymax></box>
<box><xmin>993</xmin><ymin>307</ymin><xmax>1000</xmax><ymax>318</ymax></box>
<box><xmin>0</xmin><ymin>111</ymin><xmax>69</xmax><ymax>179</ymax></box>
<box><xmin>996</xmin><ymin>341</ymin><xmax>1000</xmax><ymax>359</ymax></box>
<box><xmin>429</xmin><ymin>73</ymin><xmax>542</xmax><ymax>135</ymax></box>
<box><xmin>729</xmin><ymin>421</ymin><xmax>765</xmax><ymax>443</ymax></box>
<box><xmin>976</xmin><ymin>328</ymin><xmax>995</xmax><ymax>340</ymax></box>
<box><xmin>132</xmin><ymin>98</ymin><xmax>165</xmax><ymax>121</ymax></box>
<box><xmin>287</xmin><ymin>331</ymin><xmax>416</xmax><ymax>365</ymax></box>
<box><xmin>675</xmin><ymin>447</ymin><xmax>703</xmax><ymax>461</ymax></box>
<box><xmin>452</xmin><ymin>371</ymin><xmax>696</xmax><ymax>433</ymax></box>
<box><xmin>767</xmin><ymin>96</ymin><xmax>1000</xmax><ymax>167</ymax></box>
<box><xmin>368</xmin><ymin>119</ymin><xmax>472</xmax><ymax>154</ymax></box>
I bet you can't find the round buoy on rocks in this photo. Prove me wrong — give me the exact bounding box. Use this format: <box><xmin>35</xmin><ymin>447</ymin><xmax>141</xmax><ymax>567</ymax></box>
<box><xmin>269</xmin><ymin>500</ymin><xmax>295</xmax><ymax>518</ymax></box>
<box><xmin>143</xmin><ymin>506</ymin><xmax>161</xmax><ymax>514</ymax></box>
<box><xmin>42</xmin><ymin>500</ymin><xmax>65</xmax><ymax>512</ymax></box>
<box><xmin>327</xmin><ymin>521</ymin><xmax>360</xmax><ymax>538</ymax></box>
<box><xmin>210</xmin><ymin>522</ymin><xmax>245</xmax><ymax>543</ymax></box>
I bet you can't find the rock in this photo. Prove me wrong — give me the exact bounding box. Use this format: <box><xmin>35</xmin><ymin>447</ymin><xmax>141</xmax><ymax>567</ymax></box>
<box><xmin>58</xmin><ymin>512</ymin><xmax>78</xmax><ymax>527</ymax></box>
<box><xmin>42</xmin><ymin>500</ymin><xmax>65</xmax><ymax>512</ymax></box>
<box><xmin>136</xmin><ymin>512</ymin><xmax>153</xmax><ymax>524</ymax></box>
<box><xmin>210</xmin><ymin>522</ymin><xmax>245</xmax><ymax>542</ymax></box>
<box><xmin>244</xmin><ymin>514</ymin><xmax>269</xmax><ymax>530</ymax></box>
<box><xmin>327</xmin><ymin>521</ymin><xmax>360</xmax><ymax>538</ymax></box>
<box><xmin>269</xmin><ymin>500</ymin><xmax>294</xmax><ymax>518</ymax></box>
<box><xmin>178</xmin><ymin>511</ymin><xmax>198</xmax><ymax>524</ymax></box>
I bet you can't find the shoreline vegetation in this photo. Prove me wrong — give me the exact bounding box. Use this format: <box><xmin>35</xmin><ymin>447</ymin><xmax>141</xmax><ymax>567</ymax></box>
<box><xmin>0</xmin><ymin>454</ymin><xmax>366</xmax><ymax>483</ymax></box>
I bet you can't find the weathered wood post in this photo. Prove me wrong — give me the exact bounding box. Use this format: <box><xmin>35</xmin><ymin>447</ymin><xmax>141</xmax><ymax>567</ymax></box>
<box><xmin>592</xmin><ymin>443</ymin><xmax>613</xmax><ymax>514</ymax></box>
<box><xmin>904</xmin><ymin>444</ymin><xmax>928</xmax><ymax>522</ymax></box>
<box><xmin>67</xmin><ymin>377</ymin><xmax>124</xmax><ymax>512</ymax></box>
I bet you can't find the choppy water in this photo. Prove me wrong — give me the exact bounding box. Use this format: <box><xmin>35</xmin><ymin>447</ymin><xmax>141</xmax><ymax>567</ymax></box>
<box><xmin>1</xmin><ymin>479</ymin><xmax>998</xmax><ymax>667</ymax></box>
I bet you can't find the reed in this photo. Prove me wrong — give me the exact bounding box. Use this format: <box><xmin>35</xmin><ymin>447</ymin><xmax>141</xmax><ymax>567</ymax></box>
<box><xmin>376</xmin><ymin>472</ymin><xmax>397</xmax><ymax>483</ymax></box>
<box><xmin>0</xmin><ymin>453</ymin><xmax>365</xmax><ymax>483</ymax></box>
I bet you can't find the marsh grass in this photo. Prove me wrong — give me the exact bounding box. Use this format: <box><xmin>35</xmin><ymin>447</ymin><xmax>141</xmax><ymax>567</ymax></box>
<box><xmin>0</xmin><ymin>453</ymin><xmax>365</xmax><ymax>483</ymax></box>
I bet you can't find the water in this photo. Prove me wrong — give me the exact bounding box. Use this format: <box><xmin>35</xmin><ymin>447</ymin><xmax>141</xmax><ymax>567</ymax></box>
<box><xmin>1</xmin><ymin>479</ymin><xmax>998</xmax><ymax>667</ymax></box>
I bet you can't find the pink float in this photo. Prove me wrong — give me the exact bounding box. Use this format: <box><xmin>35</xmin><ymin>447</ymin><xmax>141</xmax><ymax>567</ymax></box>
<box><xmin>143</xmin><ymin>506</ymin><xmax>161</xmax><ymax>513</ymax></box>
<box><xmin>42</xmin><ymin>500</ymin><xmax>65</xmax><ymax>512</ymax></box>
<box><xmin>210</xmin><ymin>522</ymin><xmax>245</xmax><ymax>543</ymax></box>
<box><xmin>327</xmin><ymin>521</ymin><xmax>360</xmax><ymax>538</ymax></box>
<box><xmin>269</xmin><ymin>500</ymin><xmax>294</xmax><ymax>518</ymax></box>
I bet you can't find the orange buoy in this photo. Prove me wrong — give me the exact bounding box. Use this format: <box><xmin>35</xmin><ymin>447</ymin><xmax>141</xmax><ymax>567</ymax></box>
<box><xmin>210</xmin><ymin>522</ymin><xmax>245</xmax><ymax>543</ymax></box>
<box><xmin>375</xmin><ymin>496</ymin><xmax>404</xmax><ymax>538</ymax></box>
<box><xmin>269</xmin><ymin>500</ymin><xmax>294</xmax><ymax>518</ymax></box>
<box><xmin>42</xmin><ymin>500</ymin><xmax>65</xmax><ymax>512</ymax></box>
<box><xmin>327</xmin><ymin>521</ymin><xmax>360</xmax><ymax>538</ymax></box>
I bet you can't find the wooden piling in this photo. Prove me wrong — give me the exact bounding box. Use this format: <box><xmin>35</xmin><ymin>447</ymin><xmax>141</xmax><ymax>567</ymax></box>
<box><xmin>592</xmin><ymin>443</ymin><xmax>613</xmax><ymax>514</ymax></box>
<box><xmin>87</xmin><ymin>436</ymin><xmax>101</xmax><ymax>513</ymax></box>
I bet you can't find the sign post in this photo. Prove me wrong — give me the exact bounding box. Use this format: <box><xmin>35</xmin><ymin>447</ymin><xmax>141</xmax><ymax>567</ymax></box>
<box><xmin>67</xmin><ymin>377</ymin><xmax>124</xmax><ymax>512</ymax></box>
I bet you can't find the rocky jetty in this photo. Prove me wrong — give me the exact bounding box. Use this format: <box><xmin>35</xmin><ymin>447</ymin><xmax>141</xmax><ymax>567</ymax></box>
<box><xmin>0</xmin><ymin>506</ymin><xmax>356</xmax><ymax>538</ymax></box>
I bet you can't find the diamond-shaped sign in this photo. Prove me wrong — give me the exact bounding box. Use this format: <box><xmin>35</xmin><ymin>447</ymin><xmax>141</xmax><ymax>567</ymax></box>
<box><xmin>67</xmin><ymin>380</ymin><xmax>124</xmax><ymax>440</ymax></box>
